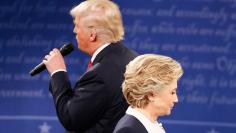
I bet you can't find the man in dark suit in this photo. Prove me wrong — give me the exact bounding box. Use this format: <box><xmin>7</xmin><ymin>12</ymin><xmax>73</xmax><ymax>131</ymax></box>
<box><xmin>43</xmin><ymin>0</ymin><xmax>138</xmax><ymax>133</ymax></box>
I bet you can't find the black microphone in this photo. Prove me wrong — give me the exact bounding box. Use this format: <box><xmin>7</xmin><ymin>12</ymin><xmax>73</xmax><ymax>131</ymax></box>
<box><xmin>29</xmin><ymin>43</ymin><xmax>74</xmax><ymax>76</ymax></box>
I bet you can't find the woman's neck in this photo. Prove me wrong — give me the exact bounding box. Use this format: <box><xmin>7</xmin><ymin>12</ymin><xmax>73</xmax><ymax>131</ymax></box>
<box><xmin>135</xmin><ymin>107</ymin><xmax>158</xmax><ymax>123</ymax></box>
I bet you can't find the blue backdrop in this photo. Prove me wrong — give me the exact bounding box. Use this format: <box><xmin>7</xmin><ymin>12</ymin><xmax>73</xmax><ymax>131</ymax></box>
<box><xmin>0</xmin><ymin>0</ymin><xmax>236</xmax><ymax>133</ymax></box>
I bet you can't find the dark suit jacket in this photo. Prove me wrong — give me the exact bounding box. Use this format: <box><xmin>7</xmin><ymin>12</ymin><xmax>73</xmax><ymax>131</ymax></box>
<box><xmin>49</xmin><ymin>42</ymin><xmax>138</xmax><ymax>133</ymax></box>
<box><xmin>113</xmin><ymin>114</ymin><xmax>148</xmax><ymax>133</ymax></box>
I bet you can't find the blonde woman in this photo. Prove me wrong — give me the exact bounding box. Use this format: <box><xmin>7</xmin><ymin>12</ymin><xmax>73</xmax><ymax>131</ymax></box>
<box><xmin>114</xmin><ymin>54</ymin><xmax>183</xmax><ymax>133</ymax></box>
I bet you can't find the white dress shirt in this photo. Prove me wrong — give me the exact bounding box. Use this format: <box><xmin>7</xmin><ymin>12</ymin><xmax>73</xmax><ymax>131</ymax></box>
<box><xmin>126</xmin><ymin>106</ymin><xmax>166</xmax><ymax>133</ymax></box>
<box><xmin>90</xmin><ymin>43</ymin><xmax>109</xmax><ymax>62</ymax></box>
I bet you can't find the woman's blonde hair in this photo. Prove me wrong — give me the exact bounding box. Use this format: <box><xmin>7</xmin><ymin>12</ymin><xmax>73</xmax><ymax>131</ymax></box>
<box><xmin>122</xmin><ymin>54</ymin><xmax>183</xmax><ymax>108</ymax></box>
<box><xmin>70</xmin><ymin>0</ymin><xmax>124</xmax><ymax>43</ymax></box>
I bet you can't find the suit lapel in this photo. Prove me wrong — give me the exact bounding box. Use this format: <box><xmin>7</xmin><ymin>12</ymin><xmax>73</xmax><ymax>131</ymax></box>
<box><xmin>127</xmin><ymin>115</ymin><xmax>148</xmax><ymax>133</ymax></box>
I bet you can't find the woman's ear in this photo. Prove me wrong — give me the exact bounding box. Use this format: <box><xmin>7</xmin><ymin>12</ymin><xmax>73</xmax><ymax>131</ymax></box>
<box><xmin>146</xmin><ymin>92</ymin><xmax>155</xmax><ymax>102</ymax></box>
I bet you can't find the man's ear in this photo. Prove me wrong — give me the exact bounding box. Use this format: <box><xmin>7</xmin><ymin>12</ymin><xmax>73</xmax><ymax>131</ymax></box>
<box><xmin>89</xmin><ymin>29</ymin><xmax>97</xmax><ymax>42</ymax></box>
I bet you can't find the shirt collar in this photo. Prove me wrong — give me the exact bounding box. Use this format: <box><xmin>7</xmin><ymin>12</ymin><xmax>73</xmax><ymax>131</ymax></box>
<box><xmin>91</xmin><ymin>43</ymin><xmax>110</xmax><ymax>62</ymax></box>
<box><xmin>126</xmin><ymin>106</ymin><xmax>166</xmax><ymax>133</ymax></box>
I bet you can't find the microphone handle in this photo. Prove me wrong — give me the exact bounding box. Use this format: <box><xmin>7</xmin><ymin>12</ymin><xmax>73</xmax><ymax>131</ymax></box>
<box><xmin>30</xmin><ymin>62</ymin><xmax>46</xmax><ymax>76</ymax></box>
<box><xmin>29</xmin><ymin>43</ymin><xmax>74</xmax><ymax>76</ymax></box>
